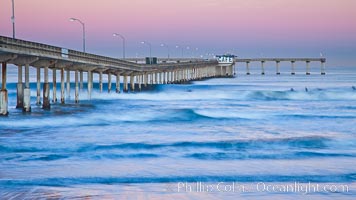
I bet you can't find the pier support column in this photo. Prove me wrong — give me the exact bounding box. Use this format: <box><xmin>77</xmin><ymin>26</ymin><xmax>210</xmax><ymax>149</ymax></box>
<box><xmin>306</xmin><ymin>61</ymin><xmax>310</xmax><ymax>75</ymax></box>
<box><xmin>261</xmin><ymin>61</ymin><xmax>265</xmax><ymax>75</ymax></box>
<box><xmin>99</xmin><ymin>72</ymin><xmax>103</xmax><ymax>93</ymax></box>
<box><xmin>80</xmin><ymin>71</ymin><xmax>83</xmax><ymax>90</ymax></box>
<box><xmin>170</xmin><ymin>71</ymin><xmax>174</xmax><ymax>83</ymax></box>
<box><xmin>138</xmin><ymin>75</ymin><xmax>142</xmax><ymax>91</ymax></box>
<box><xmin>291</xmin><ymin>61</ymin><xmax>295</xmax><ymax>75</ymax></box>
<box><xmin>150</xmin><ymin>73</ymin><xmax>154</xmax><ymax>85</ymax></box>
<box><xmin>116</xmin><ymin>73</ymin><xmax>120</xmax><ymax>93</ymax></box>
<box><xmin>144</xmin><ymin>73</ymin><xmax>148</xmax><ymax>87</ymax></box>
<box><xmin>155</xmin><ymin>73</ymin><xmax>158</xmax><ymax>84</ymax></box>
<box><xmin>246</xmin><ymin>62</ymin><xmax>250</xmax><ymax>75</ymax></box>
<box><xmin>276</xmin><ymin>61</ymin><xmax>280</xmax><ymax>75</ymax></box>
<box><xmin>23</xmin><ymin>64</ymin><xmax>31</xmax><ymax>112</ymax></box>
<box><xmin>0</xmin><ymin>62</ymin><xmax>8</xmax><ymax>116</ymax></box>
<box><xmin>60</xmin><ymin>68</ymin><xmax>65</xmax><ymax>104</ymax></box>
<box><xmin>75</xmin><ymin>70</ymin><xmax>79</xmax><ymax>103</ymax></box>
<box><xmin>321</xmin><ymin>61</ymin><xmax>326</xmax><ymax>75</ymax></box>
<box><xmin>36</xmin><ymin>67</ymin><xmax>41</xmax><ymax>105</ymax></box>
<box><xmin>108</xmin><ymin>73</ymin><xmax>112</xmax><ymax>93</ymax></box>
<box><xmin>130</xmin><ymin>75</ymin><xmax>135</xmax><ymax>92</ymax></box>
<box><xmin>163</xmin><ymin>72</ymin><xmax>166</xmax><ymax>84</ymax></box>
<box><xmin>87</xmin><ymin>70</ymin><xmax>92</xmax><ymax>99</ymax></box>
<box><xmin>66</xmin><ymin>69</ymin><xmax>70</xmax><ymax>99</ymax></box>
<box><xmin>16</xmin><ymin>65</ymin><xmax>24</xmax><ymax>108</ymax></box>
<box><xmin>52</xmin><ymin>68</ymin><xmax>57</xmax><ymax>103</ymax></box>
<box><xmin>123</xmin><ymin>75</ymin><xmax>128</xmax><ymax>92</ymax></box>
<box><xmin>42</xmin><ymin>66</ymin><xmax>50</xmax><ymax>110</ymax></box>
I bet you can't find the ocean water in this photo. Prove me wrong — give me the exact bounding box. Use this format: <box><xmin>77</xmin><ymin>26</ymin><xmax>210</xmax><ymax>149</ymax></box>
<box><xmin>0</xmin><ymin>65</ymin><xmax>356</xmax><ymax>199</ymax></box>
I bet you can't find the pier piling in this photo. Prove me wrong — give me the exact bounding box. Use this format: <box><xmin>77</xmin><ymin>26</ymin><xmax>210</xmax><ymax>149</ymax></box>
<box><xmin>75</xmin><ymin>70</ymin><xmax>79</xmax><ymax>103</ymax></box>
<box><xmin>87</xmin><ymin>70</ymin><xmax>92</xmax><ymax>99</ymax></box>
<box><xmin>246</xmin><ymin>62</ymin><xmax>250</xmax><ymax>75</ymax></box>
<box><xmin>276</xmin><ymin>61</ymin><xmax>280</xmax><ymax>75</ymax></box>
<box><xmin>66</xmin><ymin>69</ymin><xmax>70</xmax><ymax>99</ymax></box>
<box><xmin>108</xmin><ymin>73</ymin><xmax>112</xmax><ymax>93</ymax></box>
<box><xmin>291</xmin><ymin>61</ymin><xmax>295</xmax><ymax>75</ymax></box>
<box><xmin>36</xmin><ymin>67</ymin><xmax>41</xmax><ymax>105</ymax></box>
<box><xmin>306</xmin><ymin>61</ymin><xmax>311</xmax><ymax>75</ymax></box>
<box><xmin>130</xmin><ymin>75</ymin><xmax>135</xmax><ymax>92</ymax></box>
<box><xmin>123</xmin><ymin>75</ymin><xmax>128</xmax><ymax>92</ymax></box>
<box><xmin>116</xmin><ymin>73</ymin><xmax>120</xmax><ymax>93</ymax></box>
<box><xmin>52</xmin><ymin>68</ymin><xmax>57</xmax><ymax>103</ymax></box>
<box><xmin>0</xmin><ymin>62</ymin><xmax>8</xmax><ymax>116</ymax></box>
<box><xmin>16</xmin><ymin>65</ymin><xmax>24</xmax><ymax>108</ymax></box>
<box><xmin>23</xmin><ymin>64</ymin><xmax>31</xmax><ymax>112</ymax></box>
<box><xmin>80</xmin><ymin>71</ymin><xmax>83</xmax><ymax>90</ymax></box>
<box><xmin>42</xmin><ymin>66</ymin><xmax>50</xmax><ymax>110</ymax></box>
<box><xmin>60</xmin><ymin>68</ymin><xmax>65</xmax><ymax>104</ymax></box>
<box><xmin>321</xmin><ymin>61</ymin><xmax>326</xmax><ymax>75</ymax></box>
<box><xmin>99</xmin><ymin>72</ymin><xmax>103</xmax><ymax>93</ymax></box>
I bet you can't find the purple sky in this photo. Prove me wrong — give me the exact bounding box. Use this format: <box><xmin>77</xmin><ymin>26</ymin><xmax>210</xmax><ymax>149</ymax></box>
<box><xmin>1</xmin><ymin>0</ymin><xmax>356</xmax><ymax>66</ymax></box>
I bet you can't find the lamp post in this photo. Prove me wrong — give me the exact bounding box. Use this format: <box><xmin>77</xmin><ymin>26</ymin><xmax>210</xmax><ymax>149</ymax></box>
<box><xmin>160</xmin><ymin>43</ymin><xmax>170</xmax><ymax>60</ymax></box>
<box><xmin>175</xmin><ymin>45</ymin><xmax>183</xmax><ymax>58</ymax></box>
<box><xmin>186</xmin><ymin>46</ymin><xmax>191</xmax><ymax>59</ymax></box>
<box><xmin>11</xmin><ymin>0</ymin><xmax>15</xmax><ymax>39</ymax></box>
<box><xmin>69</xmin><ymin>18</ymin><xmax>86</xmax><ymax>52</ymax></box>
<box><xmin>141</xmin><ymin>41</ymin><xmax>152</xmax><ymax>64</ymax></box>
<box><xmin>113</xmin><ymin>33</ymin><xmax>126</xmax><ymax>59</ymax></box>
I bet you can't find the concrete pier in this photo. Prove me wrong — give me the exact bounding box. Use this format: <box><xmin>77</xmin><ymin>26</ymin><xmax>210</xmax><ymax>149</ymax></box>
<box><xmin>144</xmin><ymin>73</ymin><xmax>148</xmax><ymax>86</ymax></box>
<box><xmin>80</xmin><ymin>71</ymin><xmax>83</xmax><ymax>90</ymax></box>
<box><xmin>0</xmin><ymin>35</ymin><xmax>327</xmax><ymax>115</ymax></box>
<box><xmin>130</xmin><ymin>75</ymin><xmax>135</xmax><ymax>92</ymax></box>
<box><xmin>99</xmin><ymin>72</ymin><xmax>103</xmax><ymax>93</ymax></box>
<box><xmin>66</xmin><ymin>69</ymin><xmax>70</xmax><ymax>99</ymax></box>
<box><xmin>276</xmin><ymin>61</ymin><xmax>280</xmax><ymax>75</ymax></box>
<box><xmin>138</xmin><ymin>75</ymin><xmax>142</xmax><ymax>91</ymax></box>
<box><xmin>306</xmin><ymin>61</ymin><xmax>310</xmax><ymax>75</ymax></box>
<box><xmin>321</xmin><ymin>61</ymin><xmax>326</xmax><ymax>75</ymax></box>
<box><xmin>75</xmin><ymin>70</ymin><xmax>79</xmax><ymax>103</ymax></box>
<box><xmin>60</xmin><ymin>68</ymin><xmax>65</xmax><ymax>104</ymax></box>
<box><xmin>42</xmin><ymin>66</ymin><xmax>50</xmax><ymax>110</ymax></box>
<box><xmin>36</xmin><ymin>67</ymin><xmax>41</xmax><ymax>105</ymax></box>
<box><xmin>291</xmin><ymin>61</ymin><xmax>295</xmax><ymax>75</ymax></box>
<box><xmin>108</xmin><ymin>73</ymin><xmax>112</xmax><ymax>93</ymax></box>
<box><xmin>116</xmin><ymin>73</ymin><xmax>120</xmax><ymax>93</ymax></box>
<box><xmin>52</xmin><ymin>68</ymin><xmax>57</xmax><ymax>103</ymax></box>
<box><xmin>87</xmin><ymin>70</ymin><xmax>92</xmax><ymax>99</ymax></box>
<box><xmin>16</xmin><ymin>65</ymin><xmax>24</xmax><ymax>108</ymax></box>
<box><xmin>123</xmin><ymin>75</ymin><xmax>128</xmax><ymax>92</ymax></box>
<box><xmin>0</xmin><ymin>62</ymin><xmax>8</xmax><ymax>116</ymax></box>
<box><xmin>23</xmin><ymin>64</ymin><xmax>31</xmax><ymax>112</ymax></box>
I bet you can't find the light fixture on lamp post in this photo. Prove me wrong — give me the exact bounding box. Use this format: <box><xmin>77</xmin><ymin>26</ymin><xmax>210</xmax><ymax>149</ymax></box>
<box><xmin>141</xmin><ymin>41</ymin><xmax>152</xmax><ymax>64</ymax></box>
<box><xmin>69</xmin><ymin>18</ymin><xmax>86</xmax><ymax>52</ymax></box>
<box><xmin>160</xmin><ymin>43</ymin><xmax>170</xmax><ymax>60</ymax></box>
<box><xmin>113</xmin><ymin>33</ymin><xmax>126</xmax><ymax>59</ymax></box>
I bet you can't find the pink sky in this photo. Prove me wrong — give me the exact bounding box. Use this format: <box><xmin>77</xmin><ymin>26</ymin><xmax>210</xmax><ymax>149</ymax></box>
<box><xmin>1</xmin><ymin>0</ymin><xmax>356</xmax><ymax>65</ymax></box>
